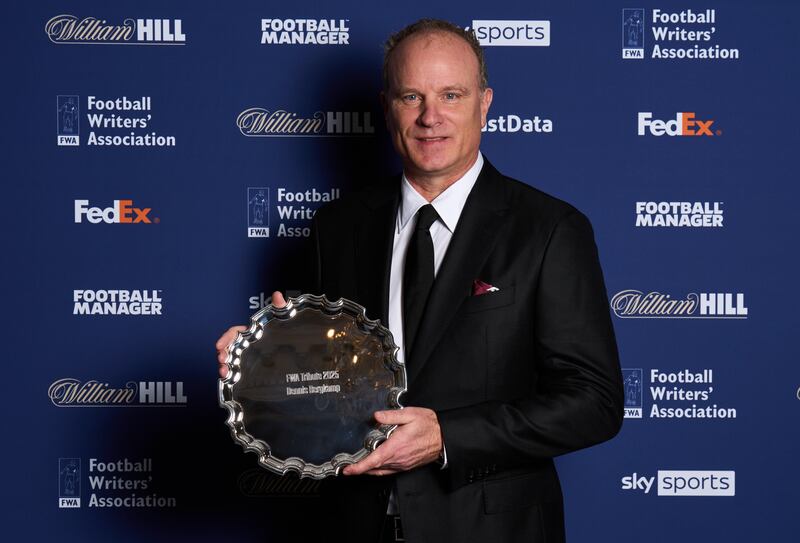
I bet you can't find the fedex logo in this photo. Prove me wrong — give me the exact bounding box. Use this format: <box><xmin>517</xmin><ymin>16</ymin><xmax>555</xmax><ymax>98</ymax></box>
<box><xmin>74</xmin><ymin>200</ymin><xmax>157</xmax><ymax>224</ymax></box>
<box><xmin>637</xmin><ymin>112</ymin><xmax>719</xmax><ymax>136</ymax></box>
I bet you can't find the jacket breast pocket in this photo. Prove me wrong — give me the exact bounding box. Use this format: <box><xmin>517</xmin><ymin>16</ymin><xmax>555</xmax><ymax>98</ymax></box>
<box><xmin>461</xmin><ymin>285</ymin><xmax>516</xmax><ymax>314</ymax></box>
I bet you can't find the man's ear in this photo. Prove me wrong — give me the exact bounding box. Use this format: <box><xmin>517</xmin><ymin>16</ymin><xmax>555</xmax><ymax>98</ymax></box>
<box><xmin>480</xmin><ymin>87</ymin><xmax>494</xmax><ymax>127</ymax></box>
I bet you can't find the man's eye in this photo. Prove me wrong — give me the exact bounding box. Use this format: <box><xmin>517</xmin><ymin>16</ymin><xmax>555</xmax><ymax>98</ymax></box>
<box><xmin>444</xmin><ymin>92</ymin><xmax>459</xmax><ymax>101</ymax></box>
<box><xmin>403</xmin><ymin>94</ymin><xmax>418</xmax><ymax>102</ymax></box>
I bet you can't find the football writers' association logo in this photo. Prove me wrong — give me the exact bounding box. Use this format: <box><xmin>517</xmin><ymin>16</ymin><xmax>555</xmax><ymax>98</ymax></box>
<box><xmin>248</xmin><ymin>187</ymin><xmax>270</xmax><ymax>238</ymax></box>
<box><xmin>623</xmin><ymin>368</ymin><xmax>643</xmax><ymax>418</ymax></box>
<box><xmin>58</xmin><ymin>458</ymin><xmax>81</xmax><ymax>508</ymax></box>
<box><xmin>622</xmin><ymin>9</ymin><xmax>645</xmax><ymax>59</ymax></box>
<box><xmin>57</xmin><ymin>95</ymin><xmax>80</xmax><ymax>146</ymax></box>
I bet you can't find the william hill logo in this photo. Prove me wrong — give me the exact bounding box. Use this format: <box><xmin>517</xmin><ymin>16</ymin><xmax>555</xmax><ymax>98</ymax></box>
<box><xmin>237</xmin><ymin>109</ymin><xmax>373</xmax><ymax>137</ymax></box>
<box><xmin>611</xmin><ymin>290</ymin><xmax>747</xmax><ymax>319</ymax></box>
<box><xmin>638</xmin><ymin>112</ymin><xmax>721</xmax><ymax>136</ymax></box>
<box><xmin>49</xmin><ymin>379</ymin><xmax>187</xmax><ymax>406</ymax></box>
<box><xmin>45</xmin><ymin>15</ymin><xmax>186</xmax><ymax>45</ymax></box>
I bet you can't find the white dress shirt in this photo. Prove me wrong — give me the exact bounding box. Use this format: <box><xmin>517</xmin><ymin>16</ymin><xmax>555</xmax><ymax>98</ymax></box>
<box><xmin>385</xmin><ymin>152</ymin><xmax>483</xmax><ymax>514</ymax></box>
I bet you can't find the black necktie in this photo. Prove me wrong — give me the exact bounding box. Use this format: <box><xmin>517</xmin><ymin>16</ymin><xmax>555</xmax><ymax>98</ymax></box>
<box><xmin>403</xmin><ymin>204</ymin><xmax>440</xmax><ymax>358</ymax></box>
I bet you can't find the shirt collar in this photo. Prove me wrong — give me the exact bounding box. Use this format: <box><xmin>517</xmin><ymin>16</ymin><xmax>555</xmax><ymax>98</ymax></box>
<box><xmin>398</xmin><ymin>152</ymin><xmax>484</xmax><ymax>233</ymax></box>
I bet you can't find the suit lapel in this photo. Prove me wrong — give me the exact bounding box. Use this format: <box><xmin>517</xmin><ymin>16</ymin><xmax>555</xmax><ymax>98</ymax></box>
<box><xmin>354</xmin><ymin>181</ymin><xmax>399</xmax><ymax>325</ymax></box>
<box><xmin>406</xmin><ymin>160</ymin><xmax>510</xmax><ymax>386</ymax></box>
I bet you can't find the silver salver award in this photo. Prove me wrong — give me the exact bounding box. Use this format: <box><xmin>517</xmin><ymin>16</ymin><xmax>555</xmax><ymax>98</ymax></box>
<box><xmin>219</xmin><ymin>294</ymin><xmax>406</xmax><ymax>479</ymax></box>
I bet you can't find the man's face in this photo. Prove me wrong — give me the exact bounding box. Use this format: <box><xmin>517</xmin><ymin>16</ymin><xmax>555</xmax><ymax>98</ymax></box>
<box><xmin>383</xmin><ymin>32</ymin><xmax>493</xmax><ymax>183</ymax></box>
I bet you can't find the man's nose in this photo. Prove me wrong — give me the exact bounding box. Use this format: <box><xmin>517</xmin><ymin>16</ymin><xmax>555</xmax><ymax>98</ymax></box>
<box><xmin>417</xmin><ymin>100</ymin><xmax>443</xmax><ymax>127</ymax></box>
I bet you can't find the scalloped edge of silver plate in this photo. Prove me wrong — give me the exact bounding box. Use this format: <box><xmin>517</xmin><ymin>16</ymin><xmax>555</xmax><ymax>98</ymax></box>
<box><xmin>219</xmin><ymin>294</ymin><xmax>406</xmax><ymax>479</ymax></box>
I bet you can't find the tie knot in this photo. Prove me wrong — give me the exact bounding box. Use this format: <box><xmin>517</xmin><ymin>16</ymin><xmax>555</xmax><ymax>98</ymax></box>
<box><xmin>414</xmin><ymin>204</ymin><xmax>439</xmax><ymax>232</ymax></box>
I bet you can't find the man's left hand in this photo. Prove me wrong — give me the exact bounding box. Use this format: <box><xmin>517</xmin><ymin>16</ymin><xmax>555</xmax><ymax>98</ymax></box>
<box><xmin>342</xmin><ymin>407</ymin><xmax>443</xmax><ymax>476</ymax></box>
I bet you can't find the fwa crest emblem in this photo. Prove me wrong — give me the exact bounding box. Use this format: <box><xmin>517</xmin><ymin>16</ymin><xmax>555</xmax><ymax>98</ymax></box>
<box><xmin>57</xmin><ymin>95</ymin><xmax>80</xmax><ymax>146</ymax></box>
<box><xmin>58</xmin><ymin>458</ymin><xmax>81</xmax><ymax>508</ymax></box>
<box><xmin>623</xmin><ymin>368</ymin><xmax>643</xmax><ymax>418</ymax></box>
<box><xmin>248</xmin><ymin>187</ymin><xmax>270</xmax><ymax>238</ymax></box>
<box><xmin>622</xmin><ymin>9</ymin><xmax>645</xmax><ymax>59</ymax></box>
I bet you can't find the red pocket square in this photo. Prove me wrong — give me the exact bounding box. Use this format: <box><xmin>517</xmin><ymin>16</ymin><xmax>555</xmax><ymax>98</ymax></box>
<box><xmin>472</xmin><ymin>279</ymin><xmax>499</xmax><ymax>296</ymax></box>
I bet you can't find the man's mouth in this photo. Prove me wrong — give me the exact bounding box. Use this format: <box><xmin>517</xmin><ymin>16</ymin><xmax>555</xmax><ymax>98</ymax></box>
<box><xmin>416</xmin><ymin>136</ymin><xmax>447</xmax><ymax>142</ymax></box>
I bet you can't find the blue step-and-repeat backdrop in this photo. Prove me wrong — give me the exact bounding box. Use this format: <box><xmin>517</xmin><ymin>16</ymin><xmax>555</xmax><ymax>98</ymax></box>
<box><xmin>4</xmin><ymin>1</ymin><xmax>798</xmax><ymax>541</ymax></box>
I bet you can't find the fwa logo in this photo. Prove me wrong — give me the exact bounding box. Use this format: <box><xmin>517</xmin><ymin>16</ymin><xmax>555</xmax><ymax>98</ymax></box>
<box><xmin>622</xmin><ymin>9</ymin><xmax>645</xmax><ymax>59</ymax></box>
<box><xmin>57</xmin><ymin>95</ymin><xmax>80</xmax><ymax>146</ymax></box>
<box><xmin>246</xmin><ymin>187</ymin><xmax>341</xmax><ymax>239</ymax></box>
<box><xmin>623</xmin><ymin>368</ymin><xmax>643</xmax><ymax>418</ymax></box>
<box><xmin>55</xmin><ymin>95</ymin><xmax>176</xmax><ymax>148</ymax></box>
<box><xmin>621</xmin><ymin>9</ymin><xmax>739</xmax><ymax>60</ymax></box>
<box><xmin>59</xmin><ymin>458</ymin><xmax>81</xmax><ymax>508</ymax></box>
<box><xmin>248</xmin><ymin>187</ymin><xmax>270</xmax><ymax>238</ymax></box>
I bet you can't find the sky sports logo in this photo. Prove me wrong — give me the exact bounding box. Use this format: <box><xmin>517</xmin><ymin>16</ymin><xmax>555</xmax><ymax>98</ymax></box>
<box><xmin>621</xmin><ymin>471</ymin><xmax>735</xmax><ymax>496</ymax></box>
<box><xmin>469</xmin><ymin>20</ymin><xmax>549</xmax><ymax>46</ymax></box>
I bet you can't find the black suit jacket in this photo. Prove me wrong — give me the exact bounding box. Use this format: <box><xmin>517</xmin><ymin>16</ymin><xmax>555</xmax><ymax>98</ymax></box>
<box><xmin>310</xmin><ymin>159</ymin><xmax>623</xmax><ymax>543</ymax></box>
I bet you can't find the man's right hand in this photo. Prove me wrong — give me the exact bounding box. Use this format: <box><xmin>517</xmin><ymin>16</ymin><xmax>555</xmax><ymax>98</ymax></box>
<box><xmin>216</xmin><ymin>291</ymin><xmax>287</xmax><ymax>378</ymax></box>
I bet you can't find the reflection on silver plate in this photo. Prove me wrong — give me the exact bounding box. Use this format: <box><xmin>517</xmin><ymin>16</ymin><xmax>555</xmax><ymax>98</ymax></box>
<box><xmin>219</xmin><ymin>294</ymin><xmax>406</xmax><ymax>479</ymax></box>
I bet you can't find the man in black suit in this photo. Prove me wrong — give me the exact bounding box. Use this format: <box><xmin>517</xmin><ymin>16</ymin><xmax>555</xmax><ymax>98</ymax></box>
<box><xmin>218</xmin><ymin>18</ymin><xmax>623</xmax><ymax>543</ymax></box>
